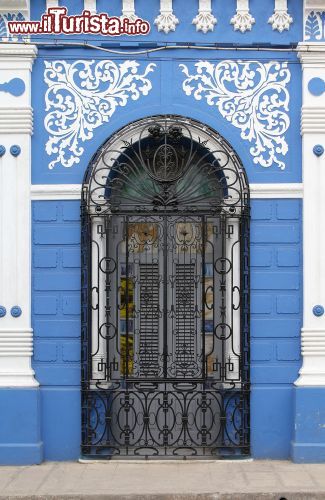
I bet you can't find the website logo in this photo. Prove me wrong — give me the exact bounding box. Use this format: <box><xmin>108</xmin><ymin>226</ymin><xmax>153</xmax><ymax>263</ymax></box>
<box><xmin>7</xmin><ymin>7</ymin><xmax>151</xmax><ymax>36</ymax></box>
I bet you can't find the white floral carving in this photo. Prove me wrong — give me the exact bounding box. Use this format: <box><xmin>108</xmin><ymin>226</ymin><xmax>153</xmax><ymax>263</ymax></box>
<box><xmin>231</xmin><ymin>0</ymin><xmax>255</xmax><ymax>33</ymax></box>
<box><xmin>154</xmin><ymin>0</ymin><xmax>179</xmax><ymax>33</ymax></box>
<box><xmin>268</xmin><ymin>10</ymin><xmax>293</xmax><ymax>32</ymax></box>
<box><xmin>192</xmin><ymin>12</ymin><xmax>217</xmax><ymax>33</ymax></box>
<box><xmin>192</xmin><ymin>0</ymin><xmax>217</xmax><ymax>33</ymax></box>
<box><xmin>44</xmin><ymin>60</ymin><xmax>156</xmax><ymax>169</ymax></box>
<box><xmin>230</xmin><ymin>10</ymin><xmax>255</xmax><ymax>32</ymax></box>
<box><xmin>154</xmin><ymin>12</ymin><xmax>179</xmax><ymax>33</ymax></box>
<box><xmin>180</xmin><ymin>60</ymin><xmax>291</xmax><ymax>169</ymax></box>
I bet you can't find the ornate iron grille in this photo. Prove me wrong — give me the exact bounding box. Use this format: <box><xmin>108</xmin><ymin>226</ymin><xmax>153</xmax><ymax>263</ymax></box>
<box><xmin>81</xmin><ymin>116</ymin><xmax>250</xmax><ymax>459</ymax></box>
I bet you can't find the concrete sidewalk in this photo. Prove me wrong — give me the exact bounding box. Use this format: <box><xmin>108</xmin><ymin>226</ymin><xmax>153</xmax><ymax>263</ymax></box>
<box><xmin>0</xmin><ymin>460</ymin><xmax>325</xmax><ymax>499</ymax></box>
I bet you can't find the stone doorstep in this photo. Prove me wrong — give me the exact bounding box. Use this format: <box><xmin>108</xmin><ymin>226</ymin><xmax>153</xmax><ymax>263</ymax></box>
<box><xmin>0</xmin><ymin>494</ymin><xmax>324</xmax><ymax>500</ymax></box>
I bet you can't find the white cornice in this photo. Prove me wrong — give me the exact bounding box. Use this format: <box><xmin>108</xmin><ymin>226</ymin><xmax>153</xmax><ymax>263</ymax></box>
<box><xmin>31</xmin><ymin>184</ymin><xmax>82</xmax><ymax>200</ymax></box>
<box><xmin>0</xmin><ymin>44</ymin><xmax>37</xmax><ymax>58</ymax></box>
<box><xmin>31</xmin><ymin>183</ymin><xmax>303</xmax><ymax>200</ymax></box>
<box><xmin>250</xmin><ymin>183</ymin><xmax>303</xmax><ymax>198</ymax></box>
<box><xmin>0</xmin><ymin>0</ymin><xmax>28</xmax><ymax>11</ymax></box>
<box><xmin>304</xmin><ymin>0</ymin><xmax>325</xmax><ymax>8</ymax></box>
<box><xmin>298</xmin><ymin>43</ymin><xmax>325</xmax><ymax>65</ymax></box>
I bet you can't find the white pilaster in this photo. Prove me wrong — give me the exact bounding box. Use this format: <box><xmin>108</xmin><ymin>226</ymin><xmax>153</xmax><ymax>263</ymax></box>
<box><xmin>230</xmin><ymin>0</ymin><xmax>255</xmax><ymax>33</ymax></box>
<box><xmin>84</xmin><ymin>0</ymin><xmax>96</xmax><ymax>14</ymax></box>
<box><xmin>154</xmin><ymin>0</ymin><xmax>179</xmax><ymax>34</ymax></box>
<box><xmin>268</xmin><ymin>0</ymin><xmax>293</xmax><ymax>32</ymax></box>
<box><xmin>295</xmin><ymin>43</ymin><xmax>325</xmax><ymax>386</ymax></box>
<box><xmin>192</xmin><ymin>0</ymin><xmax>217</xmax><ymax>34</ymax></box>
<box><xmin>0</xmin><ymin>44</ymin><xmax>38</xmax><ymax>387</ymax></box>
<box><xmin>46</xmin><ymin>0</ymin><xmax>58</xmax><ymax>8</ymax></box>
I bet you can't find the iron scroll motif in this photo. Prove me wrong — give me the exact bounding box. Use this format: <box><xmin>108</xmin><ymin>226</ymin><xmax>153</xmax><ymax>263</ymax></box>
<box><xmin>81</xmin><ymin>115</ymin><xmax>250</xmax><ymax>459</ymax></box>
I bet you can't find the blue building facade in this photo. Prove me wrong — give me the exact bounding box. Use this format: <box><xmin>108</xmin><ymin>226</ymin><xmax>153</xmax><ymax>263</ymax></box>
<box><xmin>0</xmin><ymin>0</ymin><xmax>324</xmax><ymax>464</ymax></box>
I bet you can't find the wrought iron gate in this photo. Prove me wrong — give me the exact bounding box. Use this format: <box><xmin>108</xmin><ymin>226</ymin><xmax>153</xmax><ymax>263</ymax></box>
<box><xmin>81</xmin><ymin>116</ymin><xmax>250</xmax><ymax>458</ymax></box>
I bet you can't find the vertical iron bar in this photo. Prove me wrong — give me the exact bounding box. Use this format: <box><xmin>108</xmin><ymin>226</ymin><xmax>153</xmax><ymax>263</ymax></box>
<box><xmin>201</xmin><ymin>215</ymin><xmax>206</xmax><ymax>381</ymax></box>
<box><xmin>163</xmin><ymin>215</ymin><xmax>168</xmax><ymax>379</ymax></box>
<box><xmin>125</xmin><ymin>216</ymin><xmax>129</xmax><ymax>379</ymax></box>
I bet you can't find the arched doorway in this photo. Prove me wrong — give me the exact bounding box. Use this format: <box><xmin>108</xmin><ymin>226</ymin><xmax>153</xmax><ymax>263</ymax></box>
<box><xmin>81</xmin><ymin>115</ymin><xmax>250</xmax><ymax>459</ymax></box>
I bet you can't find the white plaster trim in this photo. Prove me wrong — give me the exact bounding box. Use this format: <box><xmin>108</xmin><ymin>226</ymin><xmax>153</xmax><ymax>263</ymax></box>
<box><xmin>301</xmin><ymin>107</ymin><xmax>325</xmax><ymax>134</ymax></box>
<box><xmin>192</xmin><ymin>0</ymin><xmax>217</xmax><ymax>34</ymax></box>
<box><xmin>298</xmin><ymin>42</ymin><xmax>325</xmax><ymax>64</ymax></box>
<box><xmin>250</xmin><ymin>183</ymin><xmax>303</xmax><ymax>198</ymax></box>
<box><xmin>154</xmin><ymin>0</ymin><xmax>179</xmax><ymax>33</ymax></box>
<box><xmin>84</xmin><ymin>0</ymin><xmax>96</xmax><ymax>14</ymax></box>
<box><xmin>0</xmin><ymin>108</ymin><xmax>33</xmax><ymax>134</ymax></box>
<box><xmin>0</xmin><ymin>40</ymin><xmax>38</xmax><ymax>387</ymax></box>
<box><xmin>31</xmin><ymin>184</ymin><xmax>82</xmax><ymax>200</ymax></box>
<box><xmin>31</xmin><ymin>183</ymin><xmax>303</xmax><ymax>200</ymax></box>
<box><xmin>0</xmin><ymin>44</ymin><xmax>37</xmax><ymax>59</ymax></box>
<box><xmin>268</xmin><ymin>0</ymin><xmax>293</xmax><ymax>32</ymax></box>
<box><xmin>121</xmin><ymin>0</ymin><xmax>136</xmax><ymax>22</ymax></box>
<box><xmin>0</xmin><ymin>0</ymin><xmax>28</xmax><ymax>12</ymax></box>
<box><xmin>295</xmin><ymin>42</ymin><xmax>325</xmax><ymax>387</ymax></box>
<box><xmin>230</xmin><ymin>0</ymin><xmax>255</xmax><ymax>33</ymax></box>
<box><xmin>305</xmin><ymin>0</ymin><xmax>325</xmax><ymax>7</ymax></box>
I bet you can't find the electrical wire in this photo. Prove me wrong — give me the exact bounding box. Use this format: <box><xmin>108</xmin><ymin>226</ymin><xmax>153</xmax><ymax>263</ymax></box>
<box><xmin>0</xmin><ymin>39</ymin><xmax>303</xmax><ymax>55</ymax></box>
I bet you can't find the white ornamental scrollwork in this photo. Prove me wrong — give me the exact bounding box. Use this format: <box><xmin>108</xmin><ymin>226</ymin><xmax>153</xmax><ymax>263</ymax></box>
<box><xmin>44</xmin><ymin>60</ymin><xmax>156</xmax><ymax>169</ymax></box>
<box><xmin>180</xmin><ymin>60</ymin><xmax>291</xmax><ymax>169</ymax></box>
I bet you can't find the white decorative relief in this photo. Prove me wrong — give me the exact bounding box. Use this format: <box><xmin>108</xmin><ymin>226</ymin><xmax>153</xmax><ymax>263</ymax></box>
<box><xmin>121</xmin><ymin>0</ymin><xmax>136</xmax><ymax>22</ymax></box>
<box><xmin>44</xmin><ymin>60</ymin><xmax>156</xmax><ymax>169</ymax></box>
<box><xmin>192</xmin><ymin>0</ymin><xmax>217</xmax><ymax>34</ymax></box>
<box><xmin>180</xmin><ymin>60</ymin><xmax>291</xmax><ymax>169</ymax></box>
<box><xmin>230</xmin><ymin>0</ymin><xmax>255</xmax><ymax>33</ymax></box>
<box><xmin>268</xmin><ymin>0</ymin><xmax>293</xmax><ymax>32</ymax></box>
<box><xmin>154</xmin><ymin>0</ymin><xmax>179</xmax><ymax>34</ymax></box>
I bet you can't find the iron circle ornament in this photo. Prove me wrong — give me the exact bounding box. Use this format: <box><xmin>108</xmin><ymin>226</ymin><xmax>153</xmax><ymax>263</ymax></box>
<box><xmin>0</xmin><ymin>145</ymin><xmax>6</xmax><ymax>157</ymax></box>
<box><xmin>0</xmin><ymin>306</ymin><xmax>6</xmax><ymax>318</ymax></box>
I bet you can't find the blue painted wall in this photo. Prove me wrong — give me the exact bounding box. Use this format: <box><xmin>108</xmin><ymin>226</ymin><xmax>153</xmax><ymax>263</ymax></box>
<box><xmin>32</xmin><ymin>198</ymin><xmax>302</xmax><ymax>459</ymax></box>
<box><xmin>250</xmin><ymin>199</ymin><xmax>302</xmax><ymax>458</ymax></box>
<box><xmin>26</xmin><ymin>0</ymin><xmax>305</xmax><ymax>462</ymax></box>
<box><xmin>32</xmin><ymin>201</ymin><xmax>80</xmax><ymax>460</ymax></box>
